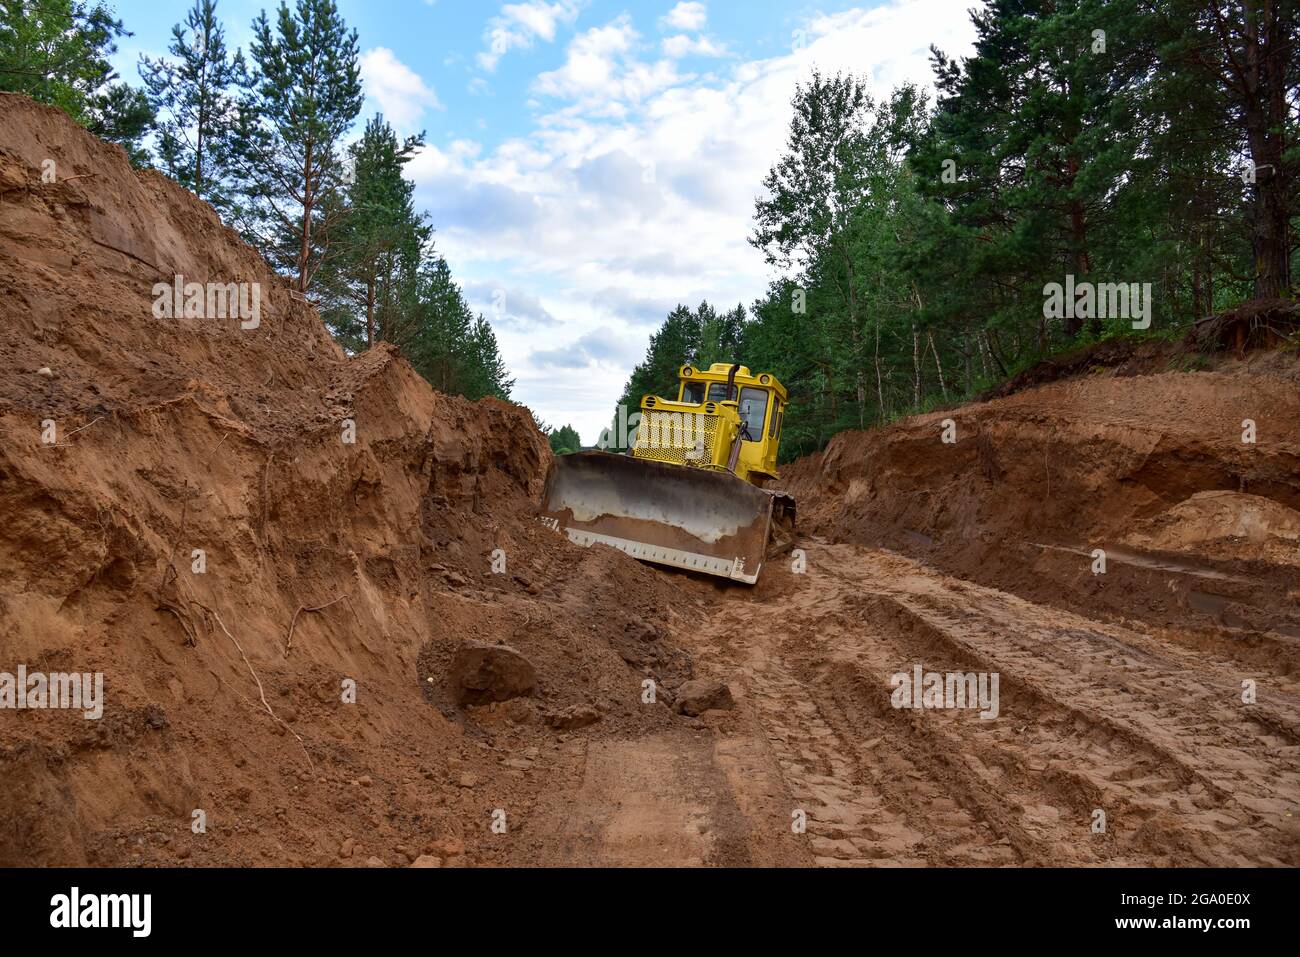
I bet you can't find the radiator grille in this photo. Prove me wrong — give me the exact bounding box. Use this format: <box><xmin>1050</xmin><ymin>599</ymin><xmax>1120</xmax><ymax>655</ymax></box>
<box><xmin>633</xmin><ymin>410</ymin><xmax>719</xmax><ymax>466</ymax></box>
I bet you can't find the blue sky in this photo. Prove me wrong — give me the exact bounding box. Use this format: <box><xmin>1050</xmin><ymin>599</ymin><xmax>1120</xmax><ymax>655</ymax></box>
<box><xmin>108</xmin><ymin>0</ymin><xmax>979</xmax><ymax>443</ymax></box>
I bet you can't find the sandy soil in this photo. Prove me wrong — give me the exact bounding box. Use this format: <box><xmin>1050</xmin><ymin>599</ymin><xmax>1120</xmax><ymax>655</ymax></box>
<box><xmin>511</xmin><ymin>540</ymin><xmax>1300</xmax><ymax>866</ymax></box>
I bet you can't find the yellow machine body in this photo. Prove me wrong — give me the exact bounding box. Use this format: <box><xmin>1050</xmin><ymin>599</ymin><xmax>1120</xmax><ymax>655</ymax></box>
<box><xmin>631</xmin><ymin>363</ymin><xmax>787</xmax><ymax>486</ymax></box>
<box><xmin>539</xmin><ymin>363</ymin><xmax>794</xmax><ymax>585</ymax></box>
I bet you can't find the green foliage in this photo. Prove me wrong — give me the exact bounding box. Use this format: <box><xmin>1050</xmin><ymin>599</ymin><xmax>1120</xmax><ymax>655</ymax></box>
<box><xmin>139</xmin><ymin>0</ymin><xmax>245</xmax><ymax>210</ymax></box>
<box><xmin>618</xmin><ymin>0</ymin><xmax>1298</xmax><ymax>464</ymax></box>
<box><xmin>233</xmin><ymin>0</ymin><xmax>363</xmax><ymax>291</ymax></box>
<box><xmin>610</xmin><ymin>300</ymin><xmax>745</xmax><ymax>445</ymax></box>
<box><xmin>396</xmin><ymin>256</ymin><xmax>514</xmax><ymax>402</ymax></box>
<box><xmin>548</xmin><ymin>424</ymin><xmax>581</xmax><ymax>455</ymax></box>
<box><xmin>0</xmin><ymin>0</ymin><xmax>154</xmax><ymax>163</ymax></box>
<box><xmin>85</xmin><ymin>80</ymin><xmax>153</xmax><ymax>165</ymax></box>
<box><xmin>315</xmin><ymin>114</ymin><xmax>430</xmax><ymax>350</ymax></box>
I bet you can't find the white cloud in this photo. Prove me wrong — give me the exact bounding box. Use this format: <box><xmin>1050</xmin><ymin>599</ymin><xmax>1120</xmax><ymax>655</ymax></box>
<box><xmin>463</xmin><ymin>281</ymin><xmax>559</xmax><ymax>330</ymax></box>
<box><xmin>531</xmin><ymin>327</ymin><xmax>642</xmax><ymax>369</ymax></box>
<box><xmin>662</xmin><ymin>33</ymin><xmax>727</xmax><ymax>58</ymax></box>
<box><xmin>534</xmin><ymin>16</ymin><xmax>685</xmax><ymax>107</ymax></box>
<box><xmin>662</xmin><ymin>2</ymin><xmax>707</xmax><ymax>31</ymax></box>
<box><xmin>479</xmin><ymin>1</ymin><xmax>583</xmax><ymax>71</ymax></box>
<box><xmin>360</xmin><ymin>48</ymin><xmax>441</xmax><ymax>131</ymax></box>
<box><xmin>411</xmin><ymin>1</ymin><xmax>981</xmax><ymax>443</ymax></box>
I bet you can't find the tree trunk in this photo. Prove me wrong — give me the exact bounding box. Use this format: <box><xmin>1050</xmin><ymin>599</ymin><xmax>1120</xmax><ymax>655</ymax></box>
<box><xmin>908</xmin><ymin>282</ymin><xmax>926</xmax><ymax>407</ymax></box>
<box><xmin>912</xmin><ymin>325</ymin><xmax>921</xmax><ymax>407</ymax></box>
<box><xmin>928</xmin><ymin>330</ymin><xmax>948</xmax><ymax>400</ymax></box>
<box><xmin>1249</xmin><ymin>0</ymin><xmax>1292</xmax><ymax>297</ymax></box>
<box><xmin>983</xmin><ymin>329</ymin><xmax>1010</xmax><ymax>377</ymax></box>
<box><xmin>1067</xmin><ymin>189</ymin><xmax>1094</xmax><ymax>337</ymax></box>
<box><xmin>851</xmin><ymin>323</ymin><xmax>867</xmax><ymax>428</ymax></box>
<box><xmin>194</xmin><ymin>50</ymin><xmax>208</xmax><ymax>199</ymax></box>
<box><xmin>298</xmin><ymin>139</ymin><xmax>314</xmax><ymax>293</ymax></box>
<box><xmin>365</xmin><ymin>279</ymin><xmax>375</xmax><ymax>349</ymax></box>
<box><xmin>874</xmin><ymin>321</ymin><xmax>885</xmax><ymax>425</ymax></box>
<box><xmin>1218</xmin><ymin>0</ymin><xmax>1294</xmax><ymax>299</ymax></box>
<box><xmin>1247</xmin><ymin>147</ymin><xmax>1291</xmax><ymax>298</ymax></box>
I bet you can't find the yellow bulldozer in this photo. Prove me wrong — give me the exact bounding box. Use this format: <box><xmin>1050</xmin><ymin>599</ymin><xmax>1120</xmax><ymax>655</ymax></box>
<box><xmin>538</xmin><ymin>362</ymin><xmax>794</xmax><ymax>584</ymax></box>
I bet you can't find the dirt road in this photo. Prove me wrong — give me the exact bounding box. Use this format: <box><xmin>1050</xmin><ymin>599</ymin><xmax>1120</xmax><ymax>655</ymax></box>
<box><xmin>516</xmin><ymin>539</ymin><xmax>1300</xmax><ymax>867</ymax></box>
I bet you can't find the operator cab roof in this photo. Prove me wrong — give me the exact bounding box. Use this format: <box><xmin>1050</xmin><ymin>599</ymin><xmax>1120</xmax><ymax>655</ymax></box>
<box><xmin>678</xmin><ymin>362</ymin><xmax>788</xmax><ymax>402</ymax></box>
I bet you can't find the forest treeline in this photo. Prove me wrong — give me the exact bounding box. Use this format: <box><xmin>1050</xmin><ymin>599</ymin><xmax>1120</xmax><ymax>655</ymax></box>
<box><xmin>0</xmin><ymin>0</ymin><xmax>513</xmax><ymax>402</ymax></box>
<box><xmin>616</xmin><ymin>0</ymin><xmax>1298</xmax><ymax>461</ymax></box>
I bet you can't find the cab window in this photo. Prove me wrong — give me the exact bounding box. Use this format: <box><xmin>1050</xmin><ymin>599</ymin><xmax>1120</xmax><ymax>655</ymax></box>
<box><xmin>707</xmin><ymin>382</ymin><xmax>732</xmax><ymax>402</ymax></box>
<box><xmin>738</xmin><ymin>387</ymin><xmax>769</xmax><ymax>441</ymax></box>
<box><xmin>681</xmin><ymin>381</ymin><xmax>705</xmax><ymax>404</ymax></box>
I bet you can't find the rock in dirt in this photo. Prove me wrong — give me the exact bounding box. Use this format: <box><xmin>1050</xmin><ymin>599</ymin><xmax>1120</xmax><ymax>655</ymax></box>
<box><xmin>500</xmin><ymin>698</ymin><xmax>540</xmax><ymax>725</ymax></box>
<box><xmin>424</xmin><ymin>836</ymin><xmax>464</xmax><ymax>858</ymax></box>
<box><xmin>451</xmin><ymin>642</ymin><xmax>538</xmax><ymax>705</ymax></box>
<box><xmin>674</xmin><ymin>679</ymin><xmax>735</xmax><ymax>716</ymax></box>
<box><xmin>625</xmin><ymin>620</ymin><xmax>663</xmax><ymax>643</ymax></box>
<box><xmin>410</xmin><ymin>855</ymin><xmax>442</xmax><ymax>868</ymax></box>
<box><xmin>547</xmin><ymin>704</ymin><xmax>602</xmax><ymax>730</ymax></box>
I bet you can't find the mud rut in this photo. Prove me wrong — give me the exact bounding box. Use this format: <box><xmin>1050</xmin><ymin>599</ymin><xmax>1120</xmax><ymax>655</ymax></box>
<box><xmin>519</xmin><ymin>540</ymin><xmax>1299</xmax><ymax>867</ymax></box>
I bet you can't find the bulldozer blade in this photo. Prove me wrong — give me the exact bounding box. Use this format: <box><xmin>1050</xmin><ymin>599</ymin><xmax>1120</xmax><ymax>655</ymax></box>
<box><xmin>539</xmin><ymin>451</ymin><xmax>774</xmax><ymax>584</ymax></box>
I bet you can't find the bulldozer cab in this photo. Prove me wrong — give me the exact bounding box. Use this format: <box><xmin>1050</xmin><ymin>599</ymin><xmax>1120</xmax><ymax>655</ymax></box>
<box><xmin>636</xmin><ymin>363</ymin><xmax>787</xmax><ymax>486</ymax></box>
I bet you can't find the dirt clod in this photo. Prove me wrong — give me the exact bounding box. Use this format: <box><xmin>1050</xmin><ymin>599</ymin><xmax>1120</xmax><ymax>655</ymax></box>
<box><xmin>450</xmin><ymin>642</ymin><xmax>538</xmax><ymax>705</ymax></box>
<box><xmin>674</xmin><ymin>680</ymin><xmax>735</xmax><ymax>716</ymax></box>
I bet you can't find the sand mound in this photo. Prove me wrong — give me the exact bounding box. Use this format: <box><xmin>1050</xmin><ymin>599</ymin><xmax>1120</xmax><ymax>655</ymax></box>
<box><xmin>781</xmin><ymin>365</ymin><xmax>1300</xmax><ymax>633</ymax></box>
<box><xmin>1124</xmin><ymin>491</ymin><xmax>1300</xmax><ymax>567</ymax></box>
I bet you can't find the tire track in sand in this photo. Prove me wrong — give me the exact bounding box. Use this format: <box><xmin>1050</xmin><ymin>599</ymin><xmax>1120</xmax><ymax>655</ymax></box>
<box><xmin>695</xmin><ymin>541</ymin><xmax>1300</xmax><ymax>866</ymax></box>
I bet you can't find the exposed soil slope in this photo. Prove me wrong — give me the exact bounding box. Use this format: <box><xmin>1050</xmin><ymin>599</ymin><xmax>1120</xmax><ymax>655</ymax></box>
<box><xmin>0</xmin><ymin>94</ymin><xmax>700</xmax><ymax>867</ymax></box>
<box><xmin>781</xmin><ymin>365</ymin><xmax>1300</xmax><ymax>642</ymax></box>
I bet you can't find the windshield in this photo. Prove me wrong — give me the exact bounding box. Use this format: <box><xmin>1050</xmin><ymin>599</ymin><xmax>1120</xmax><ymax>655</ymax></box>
<box><xmin>738</xmin><ymin>387</ymin><xmax>768</xmax><ymax>441</ymax></box>
<box><xmin>681</xmin><ymin>381</ymin><xmax>705</xmax><ymax>404</ymax></box>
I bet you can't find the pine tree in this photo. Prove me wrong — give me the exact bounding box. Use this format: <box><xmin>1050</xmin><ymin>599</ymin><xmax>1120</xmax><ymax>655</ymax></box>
<box><xmin>1162</xmin><ymin>0</ymin><xmax>1298</xmax><ymax>298</ymax></box>
<box><xmin>696</xmin><ymin>303</ymin><xmax>746</xmax><ymax>368</ymax></box>
<box><xmin>465</xmin><ymin>314</ymin><xmax>514</xmax><ymax>400</ymax></box>
<box><xmin>397</xmin><ymin>255</ymin><xmax>513</xmax><ymax>401</ymax></box>
<box><xmin>917</xmin><ymin>0</ymin><xmax>1151</xmax><ymax>341</ymax></box>
<box><xmin>85</xmin><ymin>81</ymin><xmax>153</xmax><ymax>165</ymax></box>
<box><xmin>615</xmin><ymin>303</ymin><xmax>702</xmax><ymax>418</ymax></box>
<box><xmin>1</xmin><ymin>0</ymin><xmax>154</xmax><ymax>164</ymax></box>
<box><xmin>234</xmin><ymin>0</ymin><xmax>362</xmax><ymax>292</ymax></box>
<box><xmin>752</xmin><ymin>72</ymin><xmax>883</xmax><ymax>424</ymax></box>
<box><xmin>139</xmin><ymin>0</ymin><xmax>245</xmax><ymax>209</ymax></box>
<box><xmin>548</xmin><ymin>424</ymin><xmax>582</xmax><ymax>454</ymax></box>
<box><xmin>612</xmin><ymin>300</ymin><xmax>752</xmax><ymax>446</ymax></box>
<box><xmin>317</xmin><ymin>114</ymin><xmax>429</xmax><ymax>349</ymax></box>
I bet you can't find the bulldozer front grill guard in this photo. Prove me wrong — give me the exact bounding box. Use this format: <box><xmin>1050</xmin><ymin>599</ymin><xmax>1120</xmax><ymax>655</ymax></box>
<box><xmin>632</xmin><ymin>410</ymin><xmax>720</xmax><ymax>467</ymax></box>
